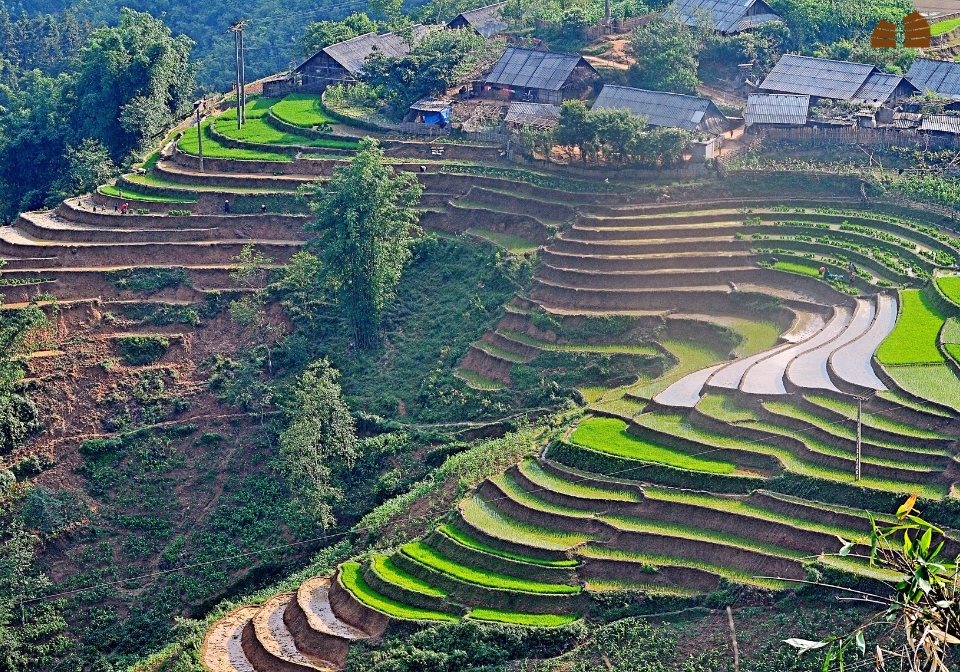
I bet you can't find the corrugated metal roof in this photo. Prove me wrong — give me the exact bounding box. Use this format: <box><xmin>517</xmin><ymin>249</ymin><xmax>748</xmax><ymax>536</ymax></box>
<box><xmin>319</xmin><ymin>25</ymin><xmax>429</xmax><ymax>75</ymax></box>
<box><xmin>591</xmin><ymin>84</ymin><xmax>726</xmax><ymax>132</ymax></box>
<box><xmin>448</xmin><ymin>2</ymin><xmax>508</xmax><ymax>38</ymax></box>
<box><xmin>759</xmin><ymin>54</ymin><xmax>877</xmax><ymax>100</ymax></box>
<box><xmin>484</xmin><ymin>47</ymin><xmax>585</xmax><ymax>91</ymax></box>
<box><xmin>672</xmin><ymin>0</ymin><xmax>780</xmax><ymax>33</ymax></box>
<box><xmin>851</xmin><ymin>72</ymin><xmax>915</xmax><ymax>104</ymax></box>
<box><xmin>921</xmin><ymin>114</ymin><xmax>960</xmax><ymax>133</ymax></box>
<box><xmin>410</xmin><ymin>98</ymin><xmax>453</xmax><ymax>112</ymax></box>
<box><xmin>907</xmin><ymin>58</ymin><xmax>960</xmax><ymax>101</ymax></box>
<box><xmin>504</xmin><ymin>101</ymin><xmax>560</xmax><ymax>127</ymax></box>
<box><xmin>744</xmin><ymin>94</ymin><xmax>809</xmax><ymax>125</ymax></box>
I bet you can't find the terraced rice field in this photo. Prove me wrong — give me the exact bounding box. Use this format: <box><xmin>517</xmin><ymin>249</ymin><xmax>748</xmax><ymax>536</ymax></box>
<box><xmin>24</xmin><ymin>104</ymin><xmax>960</xmax><ymax>666</ymax></box>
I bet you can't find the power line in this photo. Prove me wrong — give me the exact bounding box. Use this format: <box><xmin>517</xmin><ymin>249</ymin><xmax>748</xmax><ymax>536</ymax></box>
<box><xmin>18</xmin><ymin>395</ymin><xmax>935</xmax><ymax>607</ymax></box>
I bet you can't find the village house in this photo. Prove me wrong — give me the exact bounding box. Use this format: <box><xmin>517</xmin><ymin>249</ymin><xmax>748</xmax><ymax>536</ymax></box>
<box><xmin>671</xmin><ymin>0</ymin><xmax>781</xmax><ymax>34</ymax></box>
<box><xmin>907</xmin><ymin>58</ymin><xmax>960</xmax><ymax>100</ymax></box>
<box><xmin>446</xmin><ymin>2</ymin><xmax>508</xmax><ymax>37</ymax></box>
<box><xmin>503</xmin><ymin>102</ymin><xmax>561</xmax><ymax>130</ymax></box>
<box><xmin>264</xmin><ymin>25</ymin><xmax>430</xmax><ymax>96</ymax></box>
<box><xmin>591</xmin><ymin>85</ymin><xmax>732</xmax><ymax>134</ymax></box>
<box><xmin>480</xmin><ymin>47</ymin><xmax>600</xmax><ymax>104</ymax></box>
<box><xmin>759</xmin><ymin>54</ymin><xmax>919</xmax><ymax>106</ymax></box>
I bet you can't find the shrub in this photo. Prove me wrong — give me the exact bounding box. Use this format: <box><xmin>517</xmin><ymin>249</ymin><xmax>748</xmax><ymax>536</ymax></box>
<box><xmin>136</xmin><ymin>208</ymin><xmax>149</xmax><ymax>214</ymax></box>
<box><xmin>0</xmin><ymin>469</ymin><xmax>14</xmax><ymax>496</ymax></box>
<box><xmin>168</xmin><ymin>209</ymin><xmax>192</xmax><ymax>216</ymax></box>
<box><xmin>105</xmin><ymin>267</ymin><xmax>189</xmax><ymax>292</ymax></box>
<box><xmin>0</xmin><ymin>391</ymin><xmax>40</xmax><ymax>455</ymax></box>
<box><xmin>118</xmin><ymin>335</ymin><xmax>170</xmax><ymax>365</ymax></box>
<box><xmin>79</xmin><ymin>436</ymin><xmax>124</xmax><ymax>457</ymax></box>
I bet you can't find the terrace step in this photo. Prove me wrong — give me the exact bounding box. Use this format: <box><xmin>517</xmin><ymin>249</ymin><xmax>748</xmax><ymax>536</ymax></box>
<box><xmin>58</xmin><ymin>198</ymin><xmax>310</xmax><ymax>231</ymax></box>
<box><xmin>785</xmin><ymin>298</ymin><xmax>875</xmax><ymax>393</ymax></box>
<box><xmin>459</xmin><ymin>346</ymin><xmax>515</xmax><ymax>384</ymax></box>
<box><xmin>242</xmin><ymin>593</ymin><xmax>334</xmax><ymax>671</ymax></box>
<box><xmin>536</xmin><ymin>264</ymin><xmax>765</xmax><ymax>291</ymax></box>
<box><xmin>828</xmin><ymin>293</ymin><xmax>897</xmax><ymax>392</ymax></box>
<box><xmin>549</xmin><ymin>235</ymin><xmax>748</xmax><ymax>256</ymax></box>
<box><xmin>283</xmin><ymin>577</ymin><xmax>369</xmax><ymax>669</ymax></box>
<box><xmin>563</xmin><ymin>222</ymin><xmax>745</xmax><ymax>241</ymax></box>
<box><xmin>740</xmin><ymin>306</ymin><xmax>853</xmax><ymax>395</ymax></box>
<box><xmin>540</xmin><ymin>248</ymin><xmax>757</xmax><ymax>272</ymax></box>
<box><xmin>202</xmin><ymin>605</ymin><xmax>259</xmax><ymax>672</ymax></box>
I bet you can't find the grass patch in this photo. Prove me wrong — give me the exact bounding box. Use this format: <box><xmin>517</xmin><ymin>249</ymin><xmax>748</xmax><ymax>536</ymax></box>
<box><xmin>517</xmin><ymin>458</ymin><xmax>641</xmax><ymax>502</ymax></box>
<box><xmin>219</xmin><ymin>97</ymin><xmax>280</xmax><ymax>120</ymax></box>
<box><xmin>876</xmin><ymin>387</ymin><xmax>954</xmax><ymax>417</ymax></box>
<box><xmin>936</xmin><ymin>276</ymin><xmax>960</xmax><ymax>306</ymax></box>
<box><xmin>99</xmin><ymin>185</ymin><xmax>194</xmax><ymax>203</ymax></box>
<box><xmin>117</xmin><ymin>335</ymin><xmax>170</xmax><ymax>366</ymax></box>
<box><xmin>772</xmin><ymin>259</ymin><xmax>822</xmax><ymax>277</ymax></box>
<box><xmin>576</xmin><ymin>546</ymin><xmax>789</xmax><ymax>589</ymax></box>
<box><xmin>456</xmin><ymin>368</ymin><xmax>503</xmax><ymax>390</ymax></box>
<box><xmin>932</xmin><ymin>16</ymin><xmax>960</xmax><ymax>35</ymax></box>
<box><xmin>696</xmin><ymin>394</ymin><xmax>761</xmax><ymax>423</ymax></box>
<box><xmin>884</xmin><ymin>364</ymin><xmax>960</xmax><ymax>412</ymax></box>
<box><xmin>643</xmin><ymin>487</ymin><xmax>863</xmax><ymax>539</ymax></box>
<box><xmin>724</xmin><ymin>318</ymin><xmax>783</xmax><ymax>357</ymax></box>
<box><xmin>401</xmin><ymin>541</ymin><xmax>581</xmax><ymax>594</ymax></box>
<box><xmin>467</xmin><ymin>228</ymin><xmax>539</xmax><ymax>254</ymax></box>
<box><xmin>591</xmin><ymin>397</ymin><xmax>648</xmax><ymax>418</ymax></box>
<box><xmin>340</xmin><ymin>563</ymin><xmax>458</xmax><ymax>621</ymax></box>
<box><xmin>630</xmin><ymin>339</ymin><xmax>729</xmax><ymax>399</ymax></box>
<box><xmin>636</xmin><ymin>412</ymin><xmax>947</xmax><ymax>497</ymax></box>
<box><xmin>499</xmin><ymin>330</ymin><xmax>660</xmax><ymax>355</ymax></box>
<box><xmin>468</xmin><ymin>608</ymin><xmax>579</xmax><ymax>626</ymax></box>
<box><xmin>271</xmin><ymin>93</ymin><xmax>336</xmax><ymax>127</ymax></box>
<box><xmin>600</xmin><ymin>514</ymin><xmax>807</xmax><ymax>559</ymax></box>
<box><xmin>436</xmin><ymin>524</ymin><xmax>578</xmax><ymax>567</ymax></box>
<box><xmin>472</xmin><ymin>341</ymin><xmax>527</xmax><ymax>363</ymax></box>
<box><xmin>570</xmin><ymin>417</ymin><xmax>736</xmax><ymax>474</ymax></box>
<box><xmin>490</xmin><ymin>473</ymin><xmax>594</xmax><ymax>518</ymax></box>
<box><xmin>371</xmin><ymin>555</ymin><xmax>446</xmax><ymax>597</ymax></box>
<box><xmin>215</xmin><ymin>116</ymin><xmax>360</xmax><ymax>149</ymax></box>
<box><xmin>804</xmin><ymin>394</ymin><xmax>949</xmax><ymax>440</ymax></box>
<box><xmin>942</xmin><ymin>317</ymin><xmax>960</xmax><ymax>343</ymax></box>
<box><xmin>584</xmin><ymin>579</ymin><xmax>699</xmax><ymax>596</ymax></box>
<box><xmin>876</xmin><ymin>289</ymin><xmax>945</xmax><ymax>364</ymax></box>
<box><xmin>459</xmin><ymin>495</ymin><xmax>594</xmax><ymax>551</ymax></box>
<box><xmin>178</xmin><ymin>119</ymin><xmax>292</xmax><ymax>162</ymax></box>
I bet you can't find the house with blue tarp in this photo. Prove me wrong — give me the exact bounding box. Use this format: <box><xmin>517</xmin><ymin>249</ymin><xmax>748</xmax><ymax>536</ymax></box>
<box><xmin>407</xmin><ymin>98</ymin><xmax>453</xmax><ymax>125</ymax></box>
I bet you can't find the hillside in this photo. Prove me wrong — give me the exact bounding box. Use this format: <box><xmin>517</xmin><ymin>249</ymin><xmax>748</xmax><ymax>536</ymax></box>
<box><xmin>2</xmin><ymin>85</ymin><xmax>960</xmax><ymax>671</ymax></box>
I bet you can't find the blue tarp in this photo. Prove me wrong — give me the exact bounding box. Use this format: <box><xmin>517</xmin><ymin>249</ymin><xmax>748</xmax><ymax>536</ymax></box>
<box><xmin>422</xmin><ymin>108</ymin><xmax>450</xmax><ymax>125</ymax></box>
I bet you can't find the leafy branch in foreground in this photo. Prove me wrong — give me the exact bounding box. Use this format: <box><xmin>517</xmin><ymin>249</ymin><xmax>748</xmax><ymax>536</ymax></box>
<box><xmin>784</xmin><ymin>494</ymin><xmax>960</xmax><ymax>671</ymax></box>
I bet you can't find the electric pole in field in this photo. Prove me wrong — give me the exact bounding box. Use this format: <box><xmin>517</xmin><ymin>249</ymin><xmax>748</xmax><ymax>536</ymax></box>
<box><xmin>851</xmin><ymin>393</ymin><xmax>871</xmax><ymax>481</ymax></box>
<box><xmin>230</xmin><ymin>21</ymin><xmax>248</xmax><ymax>130</ymax></box>
<box><xmin>194</xmin><ymin>99</ymin><xmax>204</xmax><ymax>172</ymax></box>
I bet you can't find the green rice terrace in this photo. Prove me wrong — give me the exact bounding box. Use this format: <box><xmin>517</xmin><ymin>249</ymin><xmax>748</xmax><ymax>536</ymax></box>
<box><xmin>9</xmin><ymin>93</ymin><xmax>960</xmax><ymax>671</ymax></box>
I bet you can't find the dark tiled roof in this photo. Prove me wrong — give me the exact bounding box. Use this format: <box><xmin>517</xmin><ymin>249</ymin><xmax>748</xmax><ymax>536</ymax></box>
<box><xmin>672</xmin><ymin>0</ymin><xmax>780</xmax><ymax>33</ymax></box>
<box><xmin>485</xmin><ymin>47</ymin><xmax>586</xmax><ymax>91</ymax></box>
<box><xmin>907</xmin><ymin>58</ymin><xmax>960</xmax><ymax>100</ymax></box>
<box><xmin>851</xmin><ymin>72</ymin><xmax>918</xmax><ymax>104</ymax></box>
<box><xmin>744</xmin><ymin>94</ymin><xmax>809</xmax><ymax>125</ymax></box>
<box><xmin>448</xmin><ymin>2</ymin><xmax>508</xmax><ymax>38</ymax></box>
<box><xmin>759</xmin><ymin>54</ymin><xmax>877</xmax><ymax>100</ymax></box>
<box><xmin>315</xmin><ymin>25</ymin><xmax>429</xmax><ymax>75</ymax></box>
<box><xmin>591</xmin><ymin>85</ymin><xmax>726</xmax><ymax>132</ymax></box>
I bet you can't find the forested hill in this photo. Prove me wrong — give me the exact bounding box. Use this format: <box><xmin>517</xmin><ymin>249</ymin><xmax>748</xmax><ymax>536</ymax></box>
<box><xmin>11</xmin><ymin>0</ymin><xmax>376</xmax><ymax>88</ymax></box>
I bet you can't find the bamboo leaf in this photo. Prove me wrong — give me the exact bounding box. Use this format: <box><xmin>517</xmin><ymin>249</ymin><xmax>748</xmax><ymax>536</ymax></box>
<box><xmin>897</xmin><ymin>494</ymin><xmax>918</xmax><ymax>519</ymax></box>
<box><xmin>855</xmin><ymin>630</ymin><xmax>865</xmax><ymax>654</ymax></box>
<box><xmin>785</xmin><ymin>638</ymin><xmax>829</xmax><ymax>654</ymax></box>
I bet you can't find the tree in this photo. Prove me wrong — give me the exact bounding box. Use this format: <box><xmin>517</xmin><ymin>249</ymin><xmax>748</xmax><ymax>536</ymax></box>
<box><xmin>47</xmin><ymin>138</ymin><xmax>117</xmax><ymax>205</ymax></box>
<box><xmin>229</xmin><ymin>244</ymin><xmax>282</xmax><ymax>374</ymax></box>
<box><xmin>786</xmin><ymin>496</ymin><xmax>960</xmax><ymax>671</ymax></box>
<box><xmin>554</xmin><ymin>100</ymin><xmax>596</xmax><ymax>162</ymax></box>
<box><xmin>278</xmin><ymin>359</ymin><xmax>358</xmax><ymax>530</ymax></box>
<box><xmin>0</xmin><ymin>519</ymin><xmax>67</xmax><ymax>671</ymax></box>
<box><xmin>298</xmin><ymin>13</ymin><xmax>378</xmax><ymax>57</ymax></box>
<box><xmin>303</xmin><ymin>138</ymin><xmax>424</xmax><ymax>350</ymax></box>
<box><xmin>362</xmin><ymin>28</ymin><xmax>499</xmax><ymax>115</ymax></box>
<box><xmin>71</xmin><ymin>8</ymin><xmax>195</xmax><ymax>162</ymax></box>
<box><xmin>628</xmin><ymin>13</ymin><xmax>700</xmax><ymax>95</ymax></box>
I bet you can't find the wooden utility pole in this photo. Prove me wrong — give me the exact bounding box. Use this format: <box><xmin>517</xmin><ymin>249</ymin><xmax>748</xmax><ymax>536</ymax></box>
<box><xmin>230</xmin><ymin>21</ymin><xmax>248</xmax><ymax>129</ymax></box>
<box><xmin>194</xmin><ymin>100</ymin><xmax>204</xmax><ymax>172</ymax></box>
<box><xmin>856</xmin><ymin>396</ymin><xmax>862</xmax><ymax>481</ymax></box>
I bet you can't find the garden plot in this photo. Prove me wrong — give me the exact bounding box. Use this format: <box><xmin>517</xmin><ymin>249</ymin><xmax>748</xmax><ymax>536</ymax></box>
<box><xmin>741</xmin><ymin>306</ymin><xmax>852</xmax><ymax>395</ymax></box>
<box><xmin>786</xmin><ymin>297</ymin><xmax>874</xmax><ymax>392</ymax></box>
<box><xmin>830</xmin><ymin>293</ymin><xmax>896</xmax><ymax>390</ymax></box>
<box><xmin>877</xmin><ymin>290</ymin><xmax>945</xmax><ymax>365</ymax></box>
